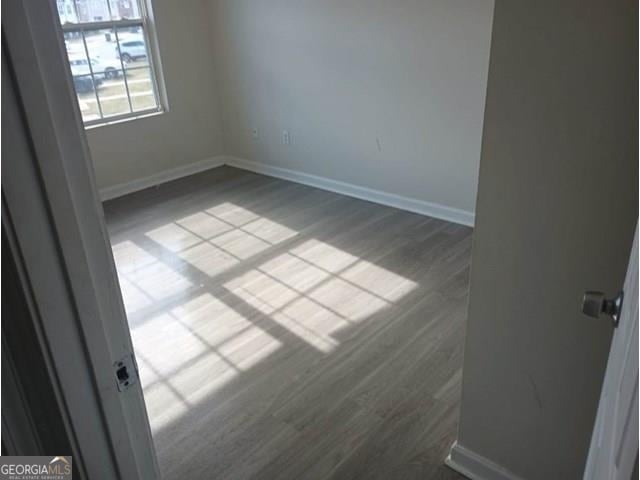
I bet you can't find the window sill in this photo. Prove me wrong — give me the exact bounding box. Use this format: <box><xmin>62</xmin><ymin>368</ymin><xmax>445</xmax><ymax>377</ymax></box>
<box><xmin>84</xmin><ymin>109</ymin><xmax>165</xmax><ymax>130</ymax></box>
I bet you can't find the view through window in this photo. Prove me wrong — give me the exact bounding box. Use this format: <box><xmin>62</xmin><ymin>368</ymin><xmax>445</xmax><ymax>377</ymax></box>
<box><xmin>55</xmin><ymin>0</ymin><xmax>164</xmax><ymax>125</ymax></box>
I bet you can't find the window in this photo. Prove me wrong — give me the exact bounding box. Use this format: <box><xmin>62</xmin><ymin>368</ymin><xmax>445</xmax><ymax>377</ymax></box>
<box><xmin>56</xmin><ymin>0</ymin><xmax>165</xmax><ymax>126</ymax></box>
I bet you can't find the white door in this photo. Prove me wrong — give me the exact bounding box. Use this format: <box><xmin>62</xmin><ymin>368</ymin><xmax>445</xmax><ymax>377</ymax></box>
<box><xmin>584</xmin><ymin>224</ymin><xmax>638</xmax><ymax>480</ymax></box>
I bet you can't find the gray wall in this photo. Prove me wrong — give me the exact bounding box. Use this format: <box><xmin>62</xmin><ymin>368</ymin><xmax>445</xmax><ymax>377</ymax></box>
<box><xmin>87</xmin><ymin>0</ymin><xmax>225</xmax><ymax>190</ymax></box>
<box><xmin>457</xmin><ymin>1</ymin><xmax>638</xmax><ymax>478</ymax></box>
<box><xmin>209</xmin><ymin>0</ymin><xmax>494</xmax><ymax>214</ymax></box>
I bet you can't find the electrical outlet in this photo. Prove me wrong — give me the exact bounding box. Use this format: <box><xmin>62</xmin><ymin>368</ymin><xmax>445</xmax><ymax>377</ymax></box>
<box><xmin>282</xmin><ymin>129</ymin><xmax>290</xmax><ymax>145</ymax></box>
<box><xmin>251</xmin><ymin>128</ymin><xmax>259</xmax><ymax>139</ymax></box>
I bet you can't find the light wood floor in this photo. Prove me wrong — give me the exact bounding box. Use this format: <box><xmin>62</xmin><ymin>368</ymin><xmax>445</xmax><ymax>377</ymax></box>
<box><xmin>104</xmin><ymin>166</ymin><xmax>471</xmax><ymax>480</ymax></box>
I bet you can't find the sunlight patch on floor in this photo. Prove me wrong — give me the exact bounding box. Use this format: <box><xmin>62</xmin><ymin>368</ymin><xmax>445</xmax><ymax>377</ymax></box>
<box><xmin>177</xmin><ymin>242</ymin><xmax>239</xmax><ymax>277</ymax></box>
<box><xmin>225</xmin><ymin>269</ymin><xmax>300</xmax><ymax>315</ymax></box>
<box><xmin>113</xmin><ymin>202</ymin><xmax>420</xmax><ymax>435</ymax></box>
<box><xmin>176</xmin><ymin>211</ymin><xmax>234</xmax><ymax>239</ymax></box>
<box><xmin>139</xmin><ymin>204</ymin><xmax>303</xmax><ymax>280</ymax></box>
<box><xmin>307</xmin><ymin>277</ymin><xmax>390</xmax><ymax>322</ymax></box>
<box><xmin>209</xmin><ymin>229</ymin><xmax>271</xmax><ymax>259</ymax></box>
<box><xmin>112</xmin><ymin>240</ymin><xmax>156</xmax><ymax>273</ymax></box>
<box><xmin>117</xmin><ymin>276</ymin><xmax>154</xmax><ymax>313</ymax></box>
<box><xmin>146</xmin><ymin>223</ymin><xmax>202</xmax><ymax>253</ymax></box>
<box><xmin>258</xmin><ymin>253</ymin><xmax>330</xmax><ymax>292</ymax></box>
<box><xmin>113</xmin><ymin>240</ymin><xmax>193</xmax><ymax>313</ymax></box>
<box><xmin>275</xmin><ymin>297</ymin><xmax>346</xmax><ymax>352</ymax></box>
<box><xmin>241</xmin><ymin>217</ymin><xmax>299</xmax><ymax>244</ymax></box>
<box><xmin>129</xmin><ymin>293</ymin><xmax>283</xmax><ymax>432</ymax></box>
<box><xmin>341</xmin><ymin>260</ymin><xmax>418</xmax><ymax>302</ymax></box>
<box><xmin>125</xmin><ymin>262</ymin><xmax>193</xmax><ymax>301</ymax></box>
<box><xmin>290</xmin><ymin>239</ymin><xmax>360</xmax><ymax>273</ymax></box>
<box><xmin>206</xmin><ymin>203</ymin><xmax>260</xmax><ymax>227</ymax></box>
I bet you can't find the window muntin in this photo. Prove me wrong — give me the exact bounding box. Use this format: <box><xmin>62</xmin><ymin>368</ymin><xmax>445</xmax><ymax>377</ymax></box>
<box><xmin>56</xmin><ymin>0</ymin><xmax>164</xmax><ymax>126</ymax></box>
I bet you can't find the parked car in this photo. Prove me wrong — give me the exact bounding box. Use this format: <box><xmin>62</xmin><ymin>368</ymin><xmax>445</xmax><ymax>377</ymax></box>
<box><xmin>69</xmin><ymin>55</ymin><xmax>120</xmax><ymax>79</ymax></box>
<box><xmin>73</xmin><ymin>75</ymin><xmax>102</xmax><ymax>93</ymax></box>
<box><xmin>116</xmin><ymin>39</ymin><xmax>147</xmax><ymax>63</ymax></box>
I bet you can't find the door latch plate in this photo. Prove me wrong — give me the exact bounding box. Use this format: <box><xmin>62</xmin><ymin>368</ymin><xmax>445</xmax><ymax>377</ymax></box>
<box><xmin>114</xmin><ymin>354</ymin><xmax>138</xmax><ymax>392</ymax></box>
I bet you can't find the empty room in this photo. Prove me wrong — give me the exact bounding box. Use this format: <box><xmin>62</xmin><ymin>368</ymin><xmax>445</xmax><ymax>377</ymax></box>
<box><xmin>2</xmin><ymin>1</ymin><xmax>638</xmax><ymax>480</ymax></box>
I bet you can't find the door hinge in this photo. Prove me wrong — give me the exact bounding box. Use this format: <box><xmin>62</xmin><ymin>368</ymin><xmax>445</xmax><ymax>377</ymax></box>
<box><xmin>114</xmin><ymin>354</ymin><xmax>138</xmax><ymax>392</ymax></box>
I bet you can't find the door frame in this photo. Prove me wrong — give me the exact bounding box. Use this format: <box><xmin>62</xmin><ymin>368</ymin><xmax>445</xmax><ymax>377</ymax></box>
<box><xmin>2</xmin><ymin>0</ymin><xmax>159</xmax><ymax>478</ymax></box>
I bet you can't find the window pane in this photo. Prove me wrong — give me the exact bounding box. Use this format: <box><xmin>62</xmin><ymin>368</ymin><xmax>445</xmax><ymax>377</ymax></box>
<box><xmin>56</xmin><ymin>0</ymin><xmax>80</xmax><ymax>24</ymax></box>
<box><xmin>98</xmin><ymin>73</ymin><xmax>132</xmax><ymax>117</ymax></box>
<box><xmin>73</xmin><ymin>0</ymin><xmax>108</xmax><ymax>23</ymax></box>
<box><xmin>72</xmin><ymin>75</ymin><xmax>101</xmax><ymax>122</ymax></box>
<box><xmin>55</xmin><ymin>3</ymin><xmax>164</xmax><ymax>125</ymax></box>
<box><xmin>116</xmin><ymin>27</ymin><xmax>149</xmax><ymax>68</ymax></box>
<box><xmin>55</xmin><ymin>0</ymin><xmax>141</xmax><ymax>24</ymax></box>
<box><xmin>83</xmin><ymin>28</ymin><xmax>125</xmax><ymax>79</ymax></box>
<box><xmin>126</xmin><ymin>68</ymin><xmax>158</xmax><ymax>112</ymax></box>
<box><xmin>109</xmin><ymin>0</ymin><xmax>141</xmax><ymax>20</ymax></box>
<box><xmin>64</xmin><ymin>33</ymin><xmax>103</xmax><ymax>121</ymax></box>
<box><xmin>64</xmin><ymin>33</ymin><xmax>91</xmax><ymax>76</ymax></box>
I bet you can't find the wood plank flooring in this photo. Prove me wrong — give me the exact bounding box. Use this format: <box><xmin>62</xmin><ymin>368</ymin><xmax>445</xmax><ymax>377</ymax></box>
<box><xmin>104</xmin><ymin>166</ymin><xmax>471</xmax><ymax>480</ymax></box>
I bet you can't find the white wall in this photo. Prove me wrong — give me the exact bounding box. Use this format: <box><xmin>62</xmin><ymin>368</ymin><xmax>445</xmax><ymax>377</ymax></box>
<box><xmin>88</xmin><ymin>0</ymin><xmax>494</xmax><ymax>218</ymax></box>
<box><xmin>209</xmin><ymin>0</ymin><xmax>494</xmax><ymax>215</ymax></box>
<box><xmin>453</xmin><ymin>1</ymin><xmax>638</xmax><ymax>478</ymax></box>
<box><xmin>87</xmin><ymin>0</ymin><xmax>225</xmax><ymax>190</ymax></box>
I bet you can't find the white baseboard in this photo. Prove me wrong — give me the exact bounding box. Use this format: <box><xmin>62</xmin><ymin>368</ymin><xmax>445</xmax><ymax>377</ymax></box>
<box><xmin>100</xmin><ymin>155</ymin><xmax>476</xmax><ymax>227</ymax></box>
<box><xmin>224</xmin><ymin>156</ymin><xmax>475</xmax><ymax>227</ymax></box>
<box><xmin>445</xmin><ymin>441</ymin><xmax>524</xmax><ymax>480</ymax></box>
<box><xmin>99</xmin><ymin>156</ymin><xmax>226</xmax><ymax>201</ymax></box>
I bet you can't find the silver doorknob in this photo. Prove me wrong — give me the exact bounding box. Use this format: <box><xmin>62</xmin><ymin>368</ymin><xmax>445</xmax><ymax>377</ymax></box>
<box><xmin>582</xmin><ymin>290</ymin><xmax>624</xmax><ymax>327</ymax></box>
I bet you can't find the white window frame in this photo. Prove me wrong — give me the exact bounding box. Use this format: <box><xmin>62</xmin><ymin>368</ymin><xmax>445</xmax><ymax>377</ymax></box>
<box><xmin>59</xmin><ymin>0</ymin><xmax>168</xmax><ymax>128</ymax></box>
